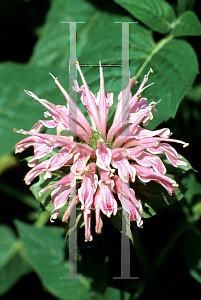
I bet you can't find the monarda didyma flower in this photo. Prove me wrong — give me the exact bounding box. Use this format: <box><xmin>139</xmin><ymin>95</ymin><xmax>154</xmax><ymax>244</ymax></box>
<box><xmin>15</xmin><ymin>62</ymin><xmax>188</xmax><ymax>241</ymax></box>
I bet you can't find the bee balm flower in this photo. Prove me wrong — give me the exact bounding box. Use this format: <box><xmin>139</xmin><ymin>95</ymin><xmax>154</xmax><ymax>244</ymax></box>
<box><xmin>15</xmin><ymin>62</ymin><xmax>188</xmax><ymax>241</ymax></box>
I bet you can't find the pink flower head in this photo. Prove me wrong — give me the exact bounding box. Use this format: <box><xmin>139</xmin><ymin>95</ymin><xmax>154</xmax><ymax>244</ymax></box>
<box><xmin>15</xmin><ymin>63</ymin><xmax>188</xmax><ymax>241</ymax></box>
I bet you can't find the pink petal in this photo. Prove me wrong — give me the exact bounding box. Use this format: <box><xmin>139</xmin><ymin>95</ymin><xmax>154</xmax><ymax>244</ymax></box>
<box><xmin>62</xmin><ymin>194</ymin><xmax>78</xmax><ymax>222</ymax></box>
<box><xmin>83</xmin><ymin>211</ymin><xmax>93</xmax><ymax>242</ymax></box>
<box><xmin>94</xmin><ymin>192</ymin><xmax>103</xmax><ymax>234</ymax></box>
<box><xmin>75</xmin><ymin>62</ymin><xmax>101</xmax><ymax>133</ymax></box>
<box><xmin>112</xmin><ymin>105</ymin><xmax>153</xmax><ymax>148</ymax></box>
<box><xmin>24</xmin><ymin>148</ymin><xmax>73</xmax><ymax>184</ymax></box>
<box><xmin>96</xmin><ymin>140</ymin><xmax>112</xmax><ymax>171</ymax></box>
<box><xmin>134</xmin><ymin>164</ymin><xmax>178</xmax><ymax>195</ymax></box>
<box><xmin>136</xmin><ymin>152</ymin><xmax>166</xmax><ymax>175</ymax></box>
<box><xmin>71</xmin><ymin>154</ymin><xmax>90</xmax><ymax>178</ymax></box>
<box><xmin>147</xmin><ymin>143</ymin><xmax>187</xmax><ymax>167</ymax></box>
<box><xmin>50</xmin><ymin>185</ymin><xmax>73</xmax><ymax>222</ymax></box>
<box><xmin>111</xmin><ymin>151</ymin><xmax>136</xmax><ymax>183</ymax></box>
<box><xmin>113</xmin><ymin>175</ymin><xmax>143</xmax><ymax>227</ymax></box>
<box><xmin>95</xmin><ymin>183</ymin><xmax>117</xmax><ymax>218</ymax></box>
<box><xmin>107</xmin><ymin>78</ymin><xmax>137</xmax><ymax>143</ymax></box>
<box><xmin>48</xmin><ymin>73</ymin><xmax>93</xmax><ymax>138</ymax></box>
<box><xmin>78</xmin><ymin>173</ymin><xmax>96</xmax><ymax>213</ymax></box>
<box><xmin>129</xmin><ymin>69</ymin><xmax>153</xmax><ymax>113</ymax></box>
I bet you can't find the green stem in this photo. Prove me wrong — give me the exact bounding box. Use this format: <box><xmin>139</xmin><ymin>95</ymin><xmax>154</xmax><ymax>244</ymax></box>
<box><xmin>135</xmin><ymin>34</ymin><xmax>173</xmax><ymax>79</ymax></box>
<box><xmin>107</xmin><ymin>34</ymin><xmax>174</xmax><ymax>125</ymax></box>
<box><xmin>34</xmin><ymin>210</ymin><xmax>51</xmax><ymax>227</ymax></box>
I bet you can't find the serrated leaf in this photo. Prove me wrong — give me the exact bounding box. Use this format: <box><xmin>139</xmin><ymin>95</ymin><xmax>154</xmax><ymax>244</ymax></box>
<box><xmin>1</xmin><ymin>0</ymin><xmax>199</xmax><ymax>159</ymax></box>
<box><xmin>29</xmin><ymin>0</ymin><xmax>128</xmax><ymax>68</ymax></box>
<box><xmin>15</xmin><ymin>220</ymin><xmax>92</xmax><ymax>300</ymax></box>
<box><xmin>141</xmin><ymin>38</ymin><xmax>199</xmax><ymax>130</ymax></box>
<box><xmin>69</xmin><ymin>34</ymin><xmax>198</xmax><ymax>131</ymax></box>
<box><xmin>114</xmin><ymin>0</ymin><xmax>176</xmax><ymax>34</ymax></box>
<box><xmin>0</xmin><ymin>63</ymin><xmax>79</xmax><ymax>157</ymax></box>
<box><xmin>172</xmin><ymin>11</ymin><xmax>201</xmax><ymax>37</ymax></box>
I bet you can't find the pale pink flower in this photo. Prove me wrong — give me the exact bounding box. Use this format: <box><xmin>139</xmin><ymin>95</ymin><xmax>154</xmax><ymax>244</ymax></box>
<box><xmin>15</xmin><ymin>62</ymin><xmax>188</xmax><ymax>241</ymax></box>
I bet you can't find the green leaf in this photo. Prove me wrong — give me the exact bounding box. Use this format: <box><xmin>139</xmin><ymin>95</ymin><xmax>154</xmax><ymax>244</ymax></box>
<box><xmin>0</xmin><ymin>225</ymin><xmax>31</xmax><ymax>296</ymax></box>
<box><xmin>183</xmin><ymin>231</ymin><xmax>201</xmax><ymax>285</ymax></box>
<box><xmin>15</xmin><ymin>220</ymin><xmax>92</xmax><ymax>300</ymax></box>
<box><xmin>73</xmin><ymin>30</ymin><xmax>198</xmax><ymax>131</ymax></box>
<box><xmin>29</xmin><ymin>0</ymin><xmax>124</xmax><ymax>68</ymax></box>
<box><xmin>142</xmin><ymin>38</ymin><xmax>199</xmax><ymax>130</ymax></box>
<box><xmin>0</xmin><ymin>225</ymin><xmax>19</xmax><ymax>270</ymax></box>
<box><xmin>181</xmin><ymin>172</ymin><xmax>201</xmax><ymax>205</ymax></box>
<box><xmin>176</xmin><ymin>0</ymin><xmax>197</xmax><ymax>13</ymax></box>
<box><xmin>114</xmin><ymin>0</ymin><xmax>176</xmax><ymax>34</ymax></box>
<box><xmin>0</xmin><ymin>63</ymin><xmax>74</xmax><ymax>157</ymax></box>
<box><xmin>101</xmin><ymin>286</ymin><xmax>131</xmax><ymax>299</ymax></box>
<box><xmin>172</xmin><ymin>11</ymin><xmax>201</xmax><ymax>37</ymax></box>
<box><xmin>0</xmin><ymin>0</ymin><xmax>199</xmax><ymax>158</ymax></box>
<box><xmin>0</xmin><ymin>252</ymin><xmax>32</xmax><ymax>297</ymax></box>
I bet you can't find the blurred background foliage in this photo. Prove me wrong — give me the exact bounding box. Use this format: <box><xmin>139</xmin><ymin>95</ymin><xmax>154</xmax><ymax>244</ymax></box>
<box><xmin>0</xmin><ymin>0</ymin><xmax>201</xmax><ymax>299</ymax></box>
